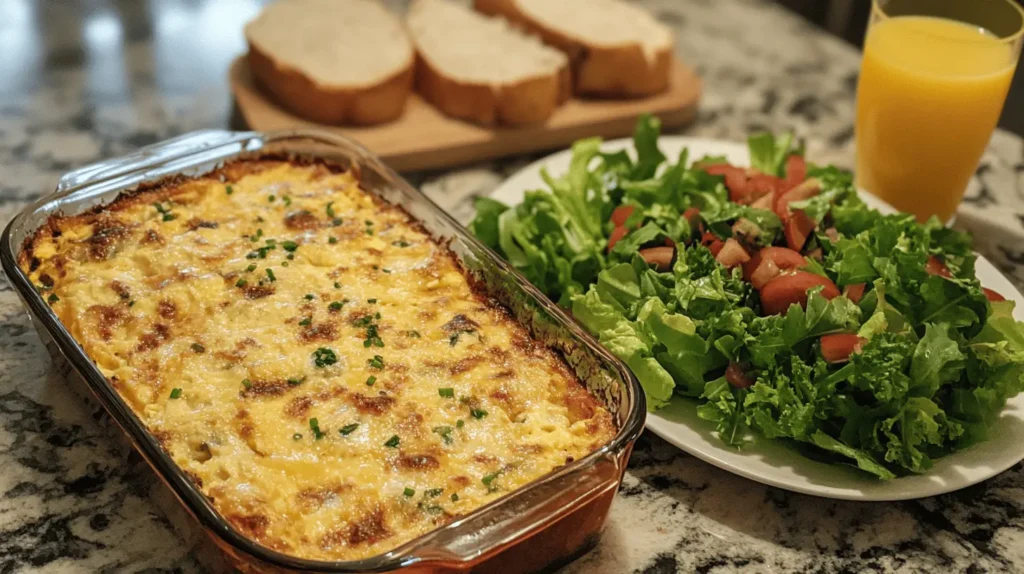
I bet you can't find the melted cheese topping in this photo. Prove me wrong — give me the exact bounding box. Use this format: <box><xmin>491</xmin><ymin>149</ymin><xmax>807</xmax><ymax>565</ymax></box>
<box><xmin>22</xmin><ymin>160</ymin><xmax>614</xmax><ymax>561</ymax></box>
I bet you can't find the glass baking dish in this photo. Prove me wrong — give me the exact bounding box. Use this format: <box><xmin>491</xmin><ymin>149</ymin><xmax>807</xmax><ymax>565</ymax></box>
<box><xmin>0</xmin><ymin>129</ymin><xmax>645</xmax><ymax>573</ymax></box>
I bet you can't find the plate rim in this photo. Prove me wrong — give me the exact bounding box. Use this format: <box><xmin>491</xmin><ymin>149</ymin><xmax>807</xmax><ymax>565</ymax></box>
<box><xmin>488</xmin><ymin>134</ymin><xmax>1024</xmax><ymax>501</ymax></box>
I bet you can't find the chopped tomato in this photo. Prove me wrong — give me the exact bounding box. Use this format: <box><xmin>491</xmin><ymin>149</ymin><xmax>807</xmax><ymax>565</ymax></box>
<box><xmin>702</xmin><ymin>164</ymin><xmax>734</xmax><ymax>176</ymax></box>
<box><xmin>611</xmin><ymin>205</ymin><xmax>634</xmax><ymax>227</ymax></box>
<box><xmin>706</xmin><ymin>164</ymin><xmax>751</xmax><ymax>203</ymax></box>
<box><xmin>750</xmin><ymin>258</ymin><xmax>782</xmax><ymax>290</ymax></box>
<box><xmin>725</xmin><ymin>362</ymin><xmax>754</xmax><ymax>389</ymax></box>
<box><xmin>715</xmin><ymin>238</ymin><xmax>751</xmax><ymax>268</ymax></box>
<box><xmin>983</xmin><ymin>287</ymin><xmax>1006</xmax><ymax>302</ymax></box>
<box><xmin>639</xmin><ymin>246</ymin><xmax>675</xmax><ymax>272</ymax></box>
<box><xmin>747</xmin><ymin>173</ymin><xmax>786</xmax><ymax>200</ymax></box>
<box><xmin>742</xmin><ymin>246</ymin><xmax>808</xmax><ymax>282</ymax></box>
<box><xmin>784</xmin><ymin>209</ymin><xmax>815</xmax><ymax>252</ymax></box>
<box><xmin>784</xmin><ymin>154</ymin><xmax>807</xmax><ymax>188</ymax></box>
<box><xmin>699</xmin><ymin>231</ymin><xmax>727</xmax><ymax>256</ymax></box>
<box><xmin>843</xmin><ymin>283</ymin><xmax>866</xmax><ymax>304</ymax></box>
<box><xmin>773</xmin><ymin>178</ymin><xmax>821</xmax><ymax>220</ymax></box>
<box><xmin>820</xmin><ymin>334</ymin><xmax>866</xmax><ymax>363</ymax></box>
<box><xmin>608</xmin><ymin>226</ymin><xmax>628</xmax><ymax>252</ymax></box>
<box><xmin>759</xmin><ymin>271</ymin><xmax>840</xmax><ymax>315</ymax></box>
<box><xmin>926</xmin><ymin>255</ymin><xmax>952</xmax><ymax>278</ymax></box>
<box><xmin>750</xmin><ymin>192</ymin><xmax>774</xmax><ymax>210</ymax></box>
<box><xmin>682</xmin><ymin>207</ymin><xmax>701</xmax><ymax>226</ymax></box>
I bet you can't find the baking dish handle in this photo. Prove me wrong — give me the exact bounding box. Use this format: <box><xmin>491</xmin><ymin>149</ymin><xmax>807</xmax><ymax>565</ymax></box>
<box><xmin>55</xmin><ymin>130</ymin><xmax>259</xmax><ymax>193</ymax></box>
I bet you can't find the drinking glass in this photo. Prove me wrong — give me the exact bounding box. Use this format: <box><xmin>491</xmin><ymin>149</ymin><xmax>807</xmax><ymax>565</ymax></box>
<box><xmin>855</xmin><ymin>0</ymin><xmax>1024</xmax><ymax>222</ymax></box>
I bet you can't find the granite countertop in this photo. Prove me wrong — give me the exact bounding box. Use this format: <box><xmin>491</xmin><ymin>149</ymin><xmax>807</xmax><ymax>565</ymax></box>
<box><xmin>2</xmin><ymin>1</ymin><xmax>1024</xmax><ymax>572</ymax></box>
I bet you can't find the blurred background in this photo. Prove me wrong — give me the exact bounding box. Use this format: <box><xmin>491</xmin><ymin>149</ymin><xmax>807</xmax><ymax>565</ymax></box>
<box><xmin>1</xmin><ymin>0</ymin><xmax>1021</xmax><ymax>137</ymax></box>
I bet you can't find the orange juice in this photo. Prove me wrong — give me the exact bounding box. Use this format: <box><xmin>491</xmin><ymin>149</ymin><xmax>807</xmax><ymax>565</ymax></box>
<box><xmin>855</xmin><ymin>16</ymin><xmax>1017</xmax><ymax>222</ymax></box>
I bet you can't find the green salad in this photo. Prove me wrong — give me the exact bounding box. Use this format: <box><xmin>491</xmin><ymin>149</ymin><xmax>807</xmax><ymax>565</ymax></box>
<box><xmin>470</xmin><ymin>115</ymin><xmax>1024</xmax><ymax>479</ymax></box>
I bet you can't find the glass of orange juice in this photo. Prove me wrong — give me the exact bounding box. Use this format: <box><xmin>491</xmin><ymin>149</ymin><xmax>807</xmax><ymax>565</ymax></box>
<box><xmin>855</xmin><ymin>0</ymin><xmax>1024</xmax><ymax>222</ymax></box>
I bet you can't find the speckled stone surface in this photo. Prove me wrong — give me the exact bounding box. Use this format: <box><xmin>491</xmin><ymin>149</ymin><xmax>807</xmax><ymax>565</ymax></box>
<box><xmin>2</xmin><ymin>1</ymin><xmax>1024</xmax><ymax>573</ymax></box>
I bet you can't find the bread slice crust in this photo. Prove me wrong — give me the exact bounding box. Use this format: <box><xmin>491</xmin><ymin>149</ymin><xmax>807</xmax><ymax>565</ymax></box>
<box><xmin>408</xmin><ymin>0</ymin><xmax>569</xmax><ymax>126</ymax></box>
<box><xmin>245</xmin><ymin>0</ymin><xmax>414</xmax><ymax>126</ymax></box>
<box><xmin>475</xmin><ymin>0</ymin><xmax>673</xmax><ymax>98</ymax></box>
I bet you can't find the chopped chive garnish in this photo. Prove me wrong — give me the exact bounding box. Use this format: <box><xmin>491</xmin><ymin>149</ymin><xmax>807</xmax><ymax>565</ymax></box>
<box><xmin>190</xmin><ymin>343</ymin><xmax>205</xmax><ymax>353</ymax></box>
<box><xmin>382</xmin><ymin>268</ymin><xmax>392</xmax><ymax>274</ymax></box>
<box><xmin>169</xmin><ymin>388</ymin><xmax>182</xmax><ymax>399</ymax></box>
<box><xmin>363</xmin><ymin>320</ymin><xmax>384</xmax><ymax>348</ymax></box>
<box><xmin>226</xmin><ymin>185</ymin><xmax>234</xmax><ymax>195</ymax></box>
<box><xmin>328</xmin><ymin>237</ymin><xmax>338</xmax><ymax>244</ymax></box>
<box><xmin>47</xmin><ymin>293</ymin><xmax>59</xmax><ymax>304</ymax></box>
<box><xmin>367</xmin><ymin>298</ymin><xmax>378</xmax><ymax>304</ymax></box>
<box><xmin>366</xmin><ymin>375</ymin><xmax>377</xmax><ymax>386</ymax></box>
<box><xmin>283</xmin><ymin>195</ymin><xmax>292</xmax><ymax>207</ymax></box>
<box><xmin>326</xmin><ymin>201</ymin><xmax>336</xmax><ymax>218</ymax></box>
<box><xmin>403</xmin><ymin>487</ymin><xmax>415</xmax><ymax>497</ymax></box>
<box><xmin>281</xmin><ymin>261</ymin><xmax>289</xmax><ymax>267</ymax></box>
<box><xmin>304</xmin><ymin>293</ymin><xmax>315</xmax><ymax>300</ymax></box>
<box><xmin>471</xmin><ymin>408</ymin><xmax>488</xmax><ymax>420</ymax></box>
<box><xmin>456</xmin><ymin>419</ymin><xmax>465</xmax><ymax>429</ymax></box>
<box><xmin>438</xmin><ymin>388</ymin><xmax>454</xmax><ymax>398</ymax></box>
<box><xmin>265</xmin><ymin>268</ymin><xmax>277</xmax><ymax>282</ymax></box>
<box><xmin>482</xmin><ymin>472</ymin><xmax>501</xmax><ymax>491</ymax></box>
<box><xmin>451</xmin><ymin>493</ymin><xmax>459</xmax><ymax>502</ymax></box>
<box><xmin>309</xmin><ymin>418</ymin><xmax>324</xmax><ymax>440</ymax></box>
<box><xmin>433</xmin><ymin>426</ymin><xmax>453</xmax><ymax>445</ymax></box>
<box><xmin>406</xmin><ymin>330</ymin><xmax>421</xmax><ymax>338</ymax></box>
<box><xmin>287</xmin><ymin>377</ymin><xmax>305</xmax><ymax>386</ymax></box>
<box><xmin>246</xmin><ymin>263</ymin><xmax>257</xmax><ymax>272</ymax></box>
<box><xmin>153</xmin><ymin>202</ymin><xmax>176</xmax><ymax>221</ymax></box>
<box><xmin>128</xmin><ymin>300</ymin><xmax>135</xmax><ymax>307</ymax></box>
<box><xmin>293</xmin><ymin>433</ymin><xmax>303</xmax><ymax>440</ymax></box>
<box><xmin>328</xmin><ymin>301</ymin><xmax>344</xmax><ymax>312</ymax></box>
<box><xmin>332</xmin><ymin>218</ymin><xmax>342</xmax><ymax>227</ymax></box>
<box><xmin>313</xmin><ymin>347</ymin><xmax>337</xmax><ymax>368</ymax></box>
<box><xmin>242</xmin><ymin>378</ymin><xmax>252</xmax><ymax>389</ymax></box>
<box><xmin>425</xmin><ymin>488</ymin><xmax>444</xmax><ymax>498</ymax></box>
<box><xmin>339</xmin><ymin>423</ymin><xmax>359</xmax><ymax>436</ymax></box>
<box><xmin>334</xmin><ymin>282</ymin><xmax>342</xmax><ymax>289</ymax></box>
<box><xmin>393</xmin><ymin>240</ymin><xmax>410</xmax><ymax>247</ymax></box>
<box><xmin>246</xmin><ymin>244</ymin><xmax>275</xmax><ymax>259</ymax></box>
<box><xmin>299</xmin><ymin>317</ymin><xmax>311</xmax><ymax>327</ymax></box>
<box><xmin>286</xmin><ymin>253</ymin><xmax>295</xmax><ymax>260</ymax></box>
<box><xmin>265</xmin><ymin>238</ymin><xmax>277</xmax><ymax>247</ymax></box>
<box><xmin>268</xmin><ymin>195</ymin><xmax>276</xmax><ymax>202</ymax></box>
<box><xmin>368</xmin><ymin>355</ymin><xmax>384</xmax><ymax>369</ymax></box>
<box><xmin>384</xmin><ymin>435</ymin><xmax>400</xmax><ymax>448</ymax></box>
<box><xmin>282</xmin><ymin>240</ymin><xmax>299</xmax><ymax>252</ymax></box>
<box><xmin>236</xmin><ymin>278</ymin><xmax>247</xmax><ymax>288</ymax></box>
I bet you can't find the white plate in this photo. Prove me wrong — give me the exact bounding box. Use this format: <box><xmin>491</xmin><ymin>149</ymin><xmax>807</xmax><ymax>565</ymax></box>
<box><xmin>490</xmin><ymin>136</ymin><xmax>1024</xmax><ymax>501</ymax></box>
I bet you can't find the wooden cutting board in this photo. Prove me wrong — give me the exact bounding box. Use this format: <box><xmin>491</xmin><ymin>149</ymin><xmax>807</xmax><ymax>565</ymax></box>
<box><xmin>229</xmin><ymin>57</ymin><xmax>702</xmax><ymax>172</ymax></box>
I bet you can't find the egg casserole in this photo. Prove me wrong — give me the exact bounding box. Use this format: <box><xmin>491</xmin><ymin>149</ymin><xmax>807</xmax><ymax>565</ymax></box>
<box><xmin>20</xmin><ymin>158</ymin><xmax>615</xmax><ymax>561</ymax></box>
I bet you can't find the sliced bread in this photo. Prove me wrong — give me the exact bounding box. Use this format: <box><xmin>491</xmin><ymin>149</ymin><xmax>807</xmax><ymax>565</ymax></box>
<box><xmin>406</xmin><ymin>0</ymin><xmax>569</xmax><ymax>126</ymax></box>
<box><xmin>245</xmin><ymin>0</ymin><xmax>414</xmax><ymax>125</ymax></box>
<box><xmin>475</xmin><ymin>0</ymin><xmax>674</xmax><ymax>98</ymax></box>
